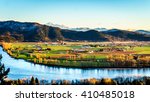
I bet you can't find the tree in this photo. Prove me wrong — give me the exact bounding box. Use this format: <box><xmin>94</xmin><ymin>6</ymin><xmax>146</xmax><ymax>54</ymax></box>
<box><xmin>0</xmin><ymin>55</ymin><xmax>10</xmax><ymax>84</ymax></box>
<box><xmin>35</xmin><ymin>78</ymin><xmax>40</xmax><ymax>85</ymax></box>
<box><xmin>30</xmin><ymin>76</ymin><xmax>36</xmax><ymax>85</ymax></box>
<box><xmin>17</xmin><ymin>79</ymin><xmax>23</xmax><ymax>85</ymax></box>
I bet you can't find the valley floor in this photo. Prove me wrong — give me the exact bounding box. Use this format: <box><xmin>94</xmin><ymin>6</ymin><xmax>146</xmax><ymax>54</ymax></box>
<box><xmin>1</xmin><ymin>41</ymin><xmax>150</xmax><ymax>68</ymax></box>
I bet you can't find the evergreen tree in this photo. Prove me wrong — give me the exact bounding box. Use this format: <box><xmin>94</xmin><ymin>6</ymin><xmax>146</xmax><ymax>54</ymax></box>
<box><xmin>35</xmin><ymin>78</ymin><xmax>40</xmax><ymax>85</ymax></box>
<box><xmin>30</xmin><ymin>76</ymin><xmax>36</xmax><ymax>85</ymax></box>
<box><xmin>0</xmin><ymin>55</ymin><xmax>10</xmax><ymax>84</ymax></box>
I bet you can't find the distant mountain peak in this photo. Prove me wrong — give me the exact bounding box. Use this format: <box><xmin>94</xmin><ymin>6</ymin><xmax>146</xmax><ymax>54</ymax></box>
<box><xmin>46</xmin><ymin>22</ymin><xmax>69</xmax><ymax>29</ymax></box>
<box><xmin>46</xmin><ymin>22</ymin><xmax>109</xmax><ymax>32</ymax></box>
<box><xmin>135</xmin><ymin>30</ymin><xmax>150</xmax><ymax>35</ymax></box>
<box><xmin>70</xmin><ymin>27</ymin><xmax>108</xmax><ymax>32</ymax></box>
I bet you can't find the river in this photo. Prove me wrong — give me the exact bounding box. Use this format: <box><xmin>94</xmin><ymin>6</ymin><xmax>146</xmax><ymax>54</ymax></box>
<box><xmin>0</xmin><ymin>46</ymin><xmax>150</xmax><ymax>81</ymax></box>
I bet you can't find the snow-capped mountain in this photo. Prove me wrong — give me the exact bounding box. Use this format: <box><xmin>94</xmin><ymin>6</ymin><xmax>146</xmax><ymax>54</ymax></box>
<box><xmin>46</xmin><ymin>22</ymin><xmax>92</xmax><ymax>31</ymax></box>
<box><xmin>94</xmin><ymin>28</ymin><xmax>108</xmax><ymax>32</ymax></box>
<box><xmin>46</xmin><ymin>22</ymin><xmax>108</xmax><ymax>32</ymax></box>
<box><xmin>135</xmin><ymin>30</ymin><xmax>150</xmax><ymax>35</ymax></box>
<box><xmin>46</xmin><ymin>22</ymin><xmax>69</xmax><ymax>29</ymax></box>
<box><xmin>69</xmin><ymin>27</ymin><xmax>91</xmax><ymax>32</ymax></box>
<box><xmin>103</xmin><ymin>29</ymin><xmax>121</xmax><ymax>33</ymax></box>
<box><xmin>70</xmin><ymin>27</ymin><xmax>108</xmax><ymax>32</ymax></box>
<box><xmin>46</xmin><ymin>22</ymin><xmax>150</xmax><ymax>34</ymax></box>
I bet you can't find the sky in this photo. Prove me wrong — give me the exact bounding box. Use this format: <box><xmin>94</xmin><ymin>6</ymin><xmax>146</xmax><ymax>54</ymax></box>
<box><xmin>0</xmin><ymin>0</ymin><xmax>150</xmax><ymax>30</ymax></box>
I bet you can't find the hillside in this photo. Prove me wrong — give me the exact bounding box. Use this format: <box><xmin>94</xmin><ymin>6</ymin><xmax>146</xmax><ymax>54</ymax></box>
<box><xmin>0</xmin><ymin>21</ymin><xmax>150</xmax><ymax>42</ymax></box>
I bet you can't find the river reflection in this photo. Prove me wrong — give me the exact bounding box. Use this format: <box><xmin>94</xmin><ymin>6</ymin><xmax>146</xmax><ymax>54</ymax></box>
<box><xmin>0</xmin><ymin>47</ymin><xmax>150</xmax><ymax>81</ymax></box>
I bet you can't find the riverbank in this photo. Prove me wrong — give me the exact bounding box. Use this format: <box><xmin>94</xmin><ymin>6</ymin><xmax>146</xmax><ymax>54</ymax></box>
<box><xmin>1</xmin><ymin>42</ymin><xmax>150</xmax><ymax>68</ymax></box>
<box><xmin>1</xmin><ymin>47</ymin><xmax>150</xmax><ymax>69</ymax></box>
<box><xmin>1</xmin><ymin>44</ymin><xmax>150</xmax><ymax>82</ymax></box>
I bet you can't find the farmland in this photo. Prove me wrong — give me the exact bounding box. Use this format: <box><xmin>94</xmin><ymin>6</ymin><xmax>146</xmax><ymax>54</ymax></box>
<box><xmin>1</xmin><ymin>41</ymin><xmax>150</xmax><ymax>68</ymax></box>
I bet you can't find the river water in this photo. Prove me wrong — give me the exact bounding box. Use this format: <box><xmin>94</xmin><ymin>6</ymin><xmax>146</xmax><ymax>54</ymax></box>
<box><xmin>0</xmin><ymin>47</ymin><xmax>150</xmax><ymax>81</ymax></box>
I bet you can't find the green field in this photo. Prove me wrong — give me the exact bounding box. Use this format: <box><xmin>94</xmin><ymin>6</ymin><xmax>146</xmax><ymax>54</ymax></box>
<box><xmin>2</xmin><ymin>42</ymin><xmax>150</xmax><ymax>68</ymax></box>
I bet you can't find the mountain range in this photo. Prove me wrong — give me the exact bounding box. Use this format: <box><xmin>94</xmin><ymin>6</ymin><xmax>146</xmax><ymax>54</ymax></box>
<box><xmin>46</xmin><ymin>22</ymin><xmax>150</xmax><ymax>33</ymax></box>
<box><xmin>135</xmin><ymin>30</ymin><xmax>150</xmax><ymax>35</ymax></box>
<box><xmin>46</xmin><ymin>22</ymin><xmax>108</xmax><ymax>32</ymax></box>
<box><xmin>0</xmin><ymin>21</ymin><xmax>150</xmax><ymax>42</ymax></box>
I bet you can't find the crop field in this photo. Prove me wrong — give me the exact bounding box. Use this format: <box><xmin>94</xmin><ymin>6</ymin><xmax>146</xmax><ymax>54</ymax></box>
<box><xmin>1</xmin><ymin>42</ymin><xmax>150</xmax><ymax>68</ymax></box>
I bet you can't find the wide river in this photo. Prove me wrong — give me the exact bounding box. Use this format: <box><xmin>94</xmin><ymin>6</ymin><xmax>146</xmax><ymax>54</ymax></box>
<box><xmin>0</xmin><ymin>46</ymin><xmax>150</xmax><ymax>81</ymax></box>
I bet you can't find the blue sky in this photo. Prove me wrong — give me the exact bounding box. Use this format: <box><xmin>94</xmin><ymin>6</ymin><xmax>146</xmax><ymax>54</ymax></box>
<box><xmin>0</xmin><ymin>0</ymin><xmax>150</xmax><ymax>30</ymax></box>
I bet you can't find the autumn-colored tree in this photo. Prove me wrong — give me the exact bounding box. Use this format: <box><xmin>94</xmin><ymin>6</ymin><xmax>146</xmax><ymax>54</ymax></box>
<box><xmin>17</xmin><ymin>79</ymin><xmax>23</xmax><ymax>85</ymax></box>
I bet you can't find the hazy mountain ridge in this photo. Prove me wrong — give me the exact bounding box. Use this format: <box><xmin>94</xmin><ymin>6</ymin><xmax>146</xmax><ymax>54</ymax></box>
<box><xmin>0</xmin><ymin>21</ymin><xmax>150</xmax><ymax>42</ymax></box>
<box><xmin>46</xmin><ymin>22</ymin><xmax>150</xmax><ymax>33</ymax></box>
<box><xmin>135</xmin><ymin>30</ymin><xmax>150</xmax><ymax>35</ymax></box>
<box><xmin>46</xmin><ymin>22</ymin><xmax>108</xmax><ymax>32</ymax></box>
